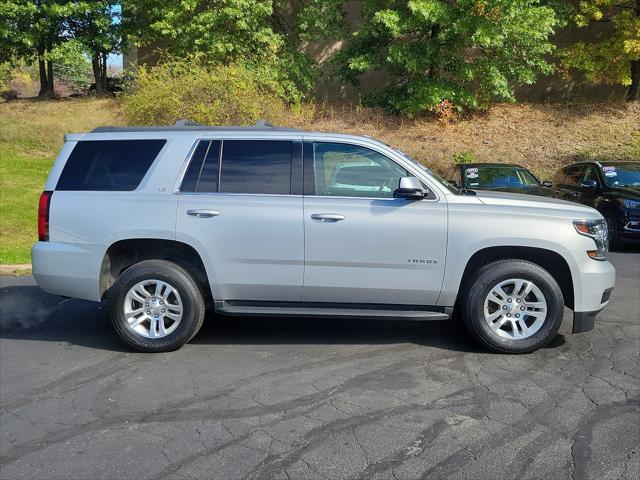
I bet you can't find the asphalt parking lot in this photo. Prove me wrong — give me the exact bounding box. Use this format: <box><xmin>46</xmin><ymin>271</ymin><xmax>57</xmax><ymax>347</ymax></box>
<box><xmin>0</xmin><ymin>253</ymin><xmax>638</xmax><ymax>480</ymax></box>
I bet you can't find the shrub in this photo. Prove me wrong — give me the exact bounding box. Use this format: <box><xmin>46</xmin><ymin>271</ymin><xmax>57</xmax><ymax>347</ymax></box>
<box><xmin>122</xmin><ymin>58</ymin><xmax>290</xmax><ymax>126</ymax></box>
<box><xmin>452</xmin><ymin>151</ymin><xmax>475</xmax><ymax>164</ymax></box>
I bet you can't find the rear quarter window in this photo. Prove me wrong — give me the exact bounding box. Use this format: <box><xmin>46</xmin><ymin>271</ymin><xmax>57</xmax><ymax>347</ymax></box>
<box><xmin>56</xmin><ymin>140</ymin><xmax>166</xmax><ymax>191</ymax></box>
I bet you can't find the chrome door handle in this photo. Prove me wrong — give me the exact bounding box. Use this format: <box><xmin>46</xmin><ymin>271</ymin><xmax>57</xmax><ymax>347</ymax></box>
<box><xmin>187</xmin><ymin>209</ymin><xmax>220</xmax><ymax>218</ymax></box>
<box><xmin>311</xmin><ymin>213</ymin><xmax>345</xmax><ymax>222</ymax></box>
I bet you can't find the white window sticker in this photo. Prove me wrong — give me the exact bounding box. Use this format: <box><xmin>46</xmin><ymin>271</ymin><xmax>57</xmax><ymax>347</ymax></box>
<box><xmin>466</xmin><ymin>168</ymin><xmax>479</xmax><ymax>179</ymax></box>
<box><xmin>605</xmin><ymin>171</ymin><xmax>617</xmax><ymax>177</ymax></box>
<box><xmin>602</xmin><ymin>166</ymin><xmax>616</xmax><ymax>172</ymax></box>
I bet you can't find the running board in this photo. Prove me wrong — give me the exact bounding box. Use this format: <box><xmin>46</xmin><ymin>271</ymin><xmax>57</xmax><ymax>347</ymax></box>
<box><xmin>215</xmin><ymin>302</ymin><xmax>449</xmax><ymax>321</ymax></box>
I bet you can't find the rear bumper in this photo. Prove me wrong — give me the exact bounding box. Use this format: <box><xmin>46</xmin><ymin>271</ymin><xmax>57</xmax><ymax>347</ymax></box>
<box><xmin>32</xmin><ymin>241</ymin><xmax>104</xmax><ymax>301</ymax></box>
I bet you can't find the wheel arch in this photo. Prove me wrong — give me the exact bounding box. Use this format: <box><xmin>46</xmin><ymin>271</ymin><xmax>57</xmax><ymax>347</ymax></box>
<box><xmin>456</xmin><ymin>246</ymin><xmax>574</xmax><ymax>310</ymax></box>
<box><xmin>99</xmin><ymin>238</ymin><xmax>213</xmax><ymax>305</ymax></box>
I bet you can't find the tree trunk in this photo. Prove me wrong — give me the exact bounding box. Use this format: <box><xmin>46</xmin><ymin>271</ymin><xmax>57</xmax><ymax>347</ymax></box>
<box><xmin>46</xmin><ymin>58</ymin><xmax>54</xmax><ymax>96</ymax></box>
<box><xmin>91</xmin><ymin>53</ymin><xmax>103</xmax><ymax>93</ymax></box>
<box><xmin>630</xmin><ymin>2</ymin><xmax>640</xmax><ymax>101</ymax></box>
<box><xmin>628</xmin><ymin>60</ymin><xmax>640</xmax><ymax>101</ymax></box>
<box><xmin>101</xmin><ymin>52</ymin><xmax>108</xmax><ymax>91</ymax></box>
<box><xmin>38</xmin><ymin>56</ymin><xmax>47</xmax><ymax>97</ymax></box>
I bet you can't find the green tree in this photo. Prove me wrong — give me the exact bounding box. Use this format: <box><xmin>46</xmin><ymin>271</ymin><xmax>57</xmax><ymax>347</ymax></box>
<box><xmin>69</xmin><ymin>1</ymin><xmax>121</xmax><ymax>94</ymax></box>
<box><xmin>123</xmin><ymin>0</ymin><xmax>343</xmax><ymax>102</ymax></box>
<box><xmin>0</xmin><ymin>0</ymin><xmax>74</xmax><ymax>96</ymax></box>
<box><xmin>334</xmin><ymin>0</ymin><xmax>561</xmax><ymax>115</ymax></box>
<box><xmin>559</xmin><ymin>1</ymin><xmax>640</xmax><ymax>101</ymax></box>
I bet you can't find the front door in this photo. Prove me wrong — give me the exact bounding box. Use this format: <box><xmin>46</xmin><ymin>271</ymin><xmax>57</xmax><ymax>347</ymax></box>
<box><xmin>176</xmin><ymin>139</ymin><xmax>304</xmax><ymax>301</ymax></box>
<box><xmin>302</xmin><ymin>141</ymin><xmax>447</xmax><ymax>306</ymax></box>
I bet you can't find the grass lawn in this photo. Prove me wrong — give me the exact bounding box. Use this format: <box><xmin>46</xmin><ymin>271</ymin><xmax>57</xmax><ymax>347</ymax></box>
<box><xmin>0</xmin><ymin>97</ymin><xmax>638</xmax><ymax>264</ymax></box>
<box><xmin>0</xmin><ymin>98</ymin><xmax>123</xmax><ymax>264</ymax></box>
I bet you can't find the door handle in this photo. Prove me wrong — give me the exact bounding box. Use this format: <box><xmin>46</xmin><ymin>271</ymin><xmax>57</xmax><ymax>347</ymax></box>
<box><xmin>311</xmin><ymin>213</ymin><xmax>345</xmax><ymax>222</ymax></box>
<box><xmin>187</xmin><ymin>209</ymin><xmax>220</xmax><ymax>218</ymax></box>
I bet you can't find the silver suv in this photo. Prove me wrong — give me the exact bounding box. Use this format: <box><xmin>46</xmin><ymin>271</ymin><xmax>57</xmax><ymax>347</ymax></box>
<box><xmin>32</xmin><ymin>121</ymin><xmax>615</xmax><ymax>353</ymax></box>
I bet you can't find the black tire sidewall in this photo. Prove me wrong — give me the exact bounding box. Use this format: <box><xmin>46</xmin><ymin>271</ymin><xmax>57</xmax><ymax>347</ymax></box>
<box><xmin>603</xmin><ymin>212</ymin><xmax>620</xmax><ymax>250</ymax></box>
<box><xmin>109</xmin><ymin>260</ymin><xmax>204</xmax><ymax>352</ymax></box>
<box><xmin>463</xmin><ymin>260</ymin><xmax>564</xmax><ymax>353</ymax></box>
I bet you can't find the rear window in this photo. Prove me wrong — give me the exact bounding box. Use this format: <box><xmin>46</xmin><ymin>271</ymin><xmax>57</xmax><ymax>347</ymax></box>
<box><xmin>56</xmin><ymin>140</ymin><xmax>166</xmax><ymax>191</ymax></box>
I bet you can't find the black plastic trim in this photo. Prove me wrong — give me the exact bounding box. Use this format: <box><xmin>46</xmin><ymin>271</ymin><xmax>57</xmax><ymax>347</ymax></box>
<box><xmin>572</xmin><ymin>309</ymin><xmax>600</xmax><ymax>334</ymax></box>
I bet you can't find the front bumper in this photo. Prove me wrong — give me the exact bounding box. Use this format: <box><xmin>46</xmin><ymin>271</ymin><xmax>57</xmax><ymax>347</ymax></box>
<box><xmin>573</xmin><ymin>309</ymin><xmax>602</xmax><ymax>333</ymax></box>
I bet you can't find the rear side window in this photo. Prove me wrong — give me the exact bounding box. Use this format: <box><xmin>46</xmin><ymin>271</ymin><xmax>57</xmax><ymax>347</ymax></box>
<box><xmin>57</xmin><ymin>140</ymin><xmax>166</xmax><ymax>191</ymax></box>
<box><xmin>180</xmin><ymin>140</ymin><xmax>221</xmax><ymax>193</ymax></box>
<box><xmin>219</xmin><ymin>140</ymin><xmax>292</xmax><ymax>194</ymax></box>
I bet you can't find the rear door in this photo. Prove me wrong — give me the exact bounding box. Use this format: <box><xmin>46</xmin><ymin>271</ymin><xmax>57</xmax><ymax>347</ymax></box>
<box><xmin>301</xmin><ymin>140</ymin><xmax>447</xmax><ymax>306</ymax></box>
<box><xmin>176</xmin><ymin>138</ymin><xmax>304</xmax><ymax>301</ymax></box>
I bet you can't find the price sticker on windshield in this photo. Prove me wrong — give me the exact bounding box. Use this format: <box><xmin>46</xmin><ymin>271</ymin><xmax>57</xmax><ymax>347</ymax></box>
<box><xmin>602</xmin><ymin>166</ymin><xmax>617</xmax><ymax>177</ymax></box>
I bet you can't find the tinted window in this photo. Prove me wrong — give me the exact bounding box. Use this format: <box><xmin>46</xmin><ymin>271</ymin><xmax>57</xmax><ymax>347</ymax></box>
<box><xmin>463</xmin><ymin>166</ymin><xmax>539</xmax><ymax>188</ymax></box>
<box><xmin>563</xmin><ymin>165</ymin><xmax>585</xmax><ymax>187</ymax></box>
<box><xmin>180</xmin><ymin>140</ymin><xmax>221</xmax><ymax>193</ymax></box>
<box><xmin>582</xmin><ymin>165</ymin><xmax>600</xmax><ymax>185</ymax></box>
<box><xmin>220</xmin><ymin>140</ymin><xmax>292</xmax><ymax>194</ymax></box>
<box><xmin>57</xmin><ymin>140</ymin><xmax>165</xmax><ymax>191</ymax></box>
<box><xmin>552</xmin><ymin>169</ymin><xmax>565</xmax><ymax>185</ymax></box>
<box><xmin>312</xmin><ymin>142</ymin><xmax>407</xmax><ymax>198</ymax></box>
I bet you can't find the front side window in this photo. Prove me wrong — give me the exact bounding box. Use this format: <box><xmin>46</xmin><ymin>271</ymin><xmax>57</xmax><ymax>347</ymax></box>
<box><xmin>57</xmin><ymin>140</ymin><xmax>166</xmax><ymax>191</ymax></box>
<box><xmin>220</xmin><ymin>140</ymin><xmax>292</xmax><ymax>194</ymax></box>
<box><xmin>312</xmin><ymin>142</ymin><xmax>408</xmax><ymax>198</ymax></box>
<box><xmin>582</xmin><ymin>165</ymin><xmax>600</xmax><ymax>185</ymax></box>
<box><xmin>563</xmin><ymin>165</ymin><xmax>585</xmax><ymax>187</ymax></box>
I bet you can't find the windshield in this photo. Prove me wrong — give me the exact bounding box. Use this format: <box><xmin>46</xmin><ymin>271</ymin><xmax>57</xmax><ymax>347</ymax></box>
<box><xmin>601</xmin><ymin>163</ymin><xmax>640</xmax><ymax>188</ymax></box>
<box><xmin>463</xmin><ymin>166</ymin><xmax>539</xmax><ymax>188</ymax></box>
<box><xmin>393</xmin><ymin>148</ymin><xmax>459</xmax><ymax>193</ymax></box>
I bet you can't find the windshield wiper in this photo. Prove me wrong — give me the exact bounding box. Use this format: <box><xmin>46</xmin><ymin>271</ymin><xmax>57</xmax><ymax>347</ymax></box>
<box><xmin>458</xmin><ymin>188</ymin><xmax>477</xmax><ymax>196</ymax></box>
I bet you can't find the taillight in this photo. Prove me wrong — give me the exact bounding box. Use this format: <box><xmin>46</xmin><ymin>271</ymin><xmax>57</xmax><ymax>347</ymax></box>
<box><xmin>38</xmin><ymin>191</ymin><xmax>53</xmax><ymax>241</ymax></box>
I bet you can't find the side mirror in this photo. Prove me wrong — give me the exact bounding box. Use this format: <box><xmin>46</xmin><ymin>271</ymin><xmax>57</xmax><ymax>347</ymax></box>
<box><xmin>581</xmin><ymin>179</ymin><xmax>598</xmax><ymax>191</ymax></box>
<box><xmin>449</xmin><ymin>179</ymin><xmax>459</xmax><ymax>188</ymax></box>
<box><xmin>394</xmin><ymin>176</ymin><xmax>427</xmax><ymax>200</ymax></box>
<box><xmin>541</xmin><ymin>180</ymin><xmax>553</xmax><ymax>188</ymax></box>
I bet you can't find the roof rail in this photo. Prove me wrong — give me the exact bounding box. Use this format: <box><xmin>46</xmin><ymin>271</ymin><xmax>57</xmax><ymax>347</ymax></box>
<box><xmin>174</xmin><ymin>119</ymin><xmax>203</xmax><ymax>127</ymax></box>
<box><xmin>254</xmin><ymin>119</ymin><xmax>273</xmax><ymax>128</ymax></box>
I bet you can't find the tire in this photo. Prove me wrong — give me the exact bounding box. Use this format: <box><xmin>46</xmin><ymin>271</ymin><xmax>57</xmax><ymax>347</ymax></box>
<box><xmin>603</xmin><ymin>213</ymin><xmax>620</xmax><ymax>251</ymax></box>
<box><xmin>461</xmin><ymin>259</ymin><xmax>564</xmax><ymax>354</ymax></box>
<box><xmin>109</xmin><ymin>260</ymin><xmax>205</xmax><ymax>352</ymax></box>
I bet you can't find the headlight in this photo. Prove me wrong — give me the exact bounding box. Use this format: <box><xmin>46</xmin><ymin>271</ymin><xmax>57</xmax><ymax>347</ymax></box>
<box><xmin>573</xmin><ymin>219</ymin><xmax>608</xmax><ymax>260</ymax></box>
<box><xmin>622</xmin><ymin>199</ymin><xmax>640</xmax><ymax>210</ymax></box>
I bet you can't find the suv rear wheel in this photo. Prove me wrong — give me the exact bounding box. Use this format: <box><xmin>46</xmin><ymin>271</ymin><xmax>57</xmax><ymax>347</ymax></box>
<box><xmin>461</xmin><ymin>259</ymin><xmax>564</xmax><ymax>353</ymax></box>
<box><xmin>109</xmin><ymin>260</ymin><xmax>205</xmax><ymax>352</ymax></box>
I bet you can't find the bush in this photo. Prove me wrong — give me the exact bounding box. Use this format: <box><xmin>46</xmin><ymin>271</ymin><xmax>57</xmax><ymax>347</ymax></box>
<box><xmin>122</xmin><ymin>58</ymin><xmax>291</xmax><ymax>126</ymax></box>
<box><xmin>452</xmin><ymin>151</ymin><xmax>475</xmax><ymax>164</ymax></box>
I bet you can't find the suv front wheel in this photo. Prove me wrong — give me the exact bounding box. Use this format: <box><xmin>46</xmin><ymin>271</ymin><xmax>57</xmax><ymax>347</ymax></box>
<box><xmin>461</xmin><ymin>259</ymin><xmax>564</xmax><ymax>353</ymax></box>
<box><xmin>109</xmin><ymin>260</ymin><xmax>205</xmax><ymax>352</ymax></box>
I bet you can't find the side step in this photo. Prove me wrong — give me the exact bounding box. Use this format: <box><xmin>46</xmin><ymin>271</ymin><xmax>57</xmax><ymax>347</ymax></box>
<box><xmin>215</xmin><ymin>302</ymin><xmax>449</xmax><ymax>321</ymax></box>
